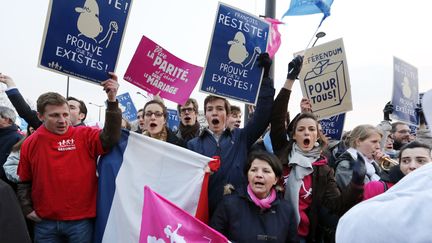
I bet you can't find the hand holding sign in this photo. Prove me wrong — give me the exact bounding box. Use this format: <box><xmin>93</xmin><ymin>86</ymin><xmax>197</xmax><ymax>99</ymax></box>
<box><xmin>0</xmin><ymin>73</ymin><xmax>16</xmax><ymax>88</ymax></box>
<box><xmin>101</xmin><ymin>72</ymin><xmax>119</xmax><ymax>102</ymax></box>
<box><xmin>287</xmin><ymin>55</ymin><xmax>303</xmax><ymax>80</ymax></box>
<box><xmin>257</xmin><ymin>53</ymin><xmax>272</xmax><ymax>78</ymax></box>
<box><xmin>383</xmin><ymin>101</ymin><xmax>393</xmax><ymax>121</ymax></box>
<box><xmin>300</xmin><ymin>97</ymin><xmax>312</xmax><ymax>113</ymax></box>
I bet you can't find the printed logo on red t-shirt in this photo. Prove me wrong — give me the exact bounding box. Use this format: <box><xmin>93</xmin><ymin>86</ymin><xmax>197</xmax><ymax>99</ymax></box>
<box><xmin>57</xmin><ymin>139</ymin><xmax>76</xmax><ymax>151</ymax></box>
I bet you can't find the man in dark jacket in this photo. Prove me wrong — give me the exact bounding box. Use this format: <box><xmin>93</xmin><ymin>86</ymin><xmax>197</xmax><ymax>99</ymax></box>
<box><xmin>187</xmin><ymin>53</ymin><xmax>275</xmax><ymax>217</ymax></box>
<box><xmin>0</xmin><ymin>106</ymin><xmax>22</xmax><ymax>187</ymax></box>
<box><xmin>176</xmin><ymin>98</ymin><xmax>201</xmax><ymax>142</ymax></box>
<box><xmin>0</xmin><ymin>178</ymin><xmax>31</xmax><ymax>243</ymax></box>
<box><xmin>66</xmin><ymin>96</ymin><xmax>88</xmax><ymax>126</ymax></box>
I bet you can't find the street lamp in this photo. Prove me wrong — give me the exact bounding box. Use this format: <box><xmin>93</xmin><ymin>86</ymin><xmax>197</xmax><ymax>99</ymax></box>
<box><xmin>136</xmin><ymin>91</ymin><xmax>147</xmax><ymax>98</ymax></box>
<box><xmin>312</xmin><ymin>31</ymin><xmax>326</xmax><ymax>47</ymax></box>
<box><xmin>89</xmin><ymin>102</ymin><xmax>104</xmax><ymax>122</ymax></box>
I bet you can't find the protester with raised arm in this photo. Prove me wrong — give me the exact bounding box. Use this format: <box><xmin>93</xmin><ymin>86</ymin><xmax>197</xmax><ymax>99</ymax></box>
<box><xmin>270</xmin><ymin>56</ymin><xmax>365</xmax><ymax>242</ymax></box>
<box><xmin>188</xmin><ymin>53</ymin><xmax>275</xmax><ymax>217</ymax></box>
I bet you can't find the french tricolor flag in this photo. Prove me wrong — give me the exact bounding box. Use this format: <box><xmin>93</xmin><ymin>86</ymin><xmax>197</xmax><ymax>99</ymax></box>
<box><xmin>94</xmin><ymin>130</ymin><xmax>220</xmax><ymax>243</ymax></box>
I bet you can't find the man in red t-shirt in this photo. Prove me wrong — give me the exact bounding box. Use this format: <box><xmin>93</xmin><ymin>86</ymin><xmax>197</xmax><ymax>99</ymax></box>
<box><xmin>17</xmin><ymin>73</ymin><xmax>122</xmax><ymax>243</ymax></box>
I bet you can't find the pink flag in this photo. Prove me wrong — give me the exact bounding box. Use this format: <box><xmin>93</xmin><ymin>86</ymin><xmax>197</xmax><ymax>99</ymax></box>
<box><xmin>124</xmin><ymin>36</ymin><xmax>203</xmax><ymax>105</ymax></box>
<box><xmin>140</xmin><ymin>186</ymin><xmax>228</xmax><ymax>243</ymax></box>
<box><xmin>265</xmin><ymin>18</ymin><xmax>284</xmax><ymax>58</ymax></box>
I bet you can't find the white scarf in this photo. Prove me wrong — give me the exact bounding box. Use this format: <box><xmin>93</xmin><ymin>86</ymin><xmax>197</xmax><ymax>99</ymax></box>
<box><xmin>285</xmin><ymin>143</ymin><xmax>321</xmax><ymax>226</ymax></box>
<box><xmin>347</xmin><ymin>148</ymin><xmax>381</xmax><ymax>182</ymax></box>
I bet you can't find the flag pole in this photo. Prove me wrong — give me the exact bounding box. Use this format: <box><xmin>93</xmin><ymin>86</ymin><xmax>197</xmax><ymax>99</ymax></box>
<box><xmin>66</xmin><ymin>76</ymin><xmax>70</xmax><ymax>98</ymax></box>
<box><xmin>305</xmin><ymin>26</ymin><xmax>321</xmax><ymax>50</ymax></box>
<box><xmin>244</xmin><ymin>0</ymin><xmax>276</xmax><ymax>125</ymax></box>
<box><xmin>265</xmin><ymin>0</ymin><xmax>276</xmax><ymax>79</ymax></box>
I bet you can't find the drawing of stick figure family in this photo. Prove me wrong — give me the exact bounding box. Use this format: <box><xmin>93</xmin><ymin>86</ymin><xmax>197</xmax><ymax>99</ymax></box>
<box><xmin>147</xmin><ymin>224</ymin><xmax>187</xmax><ymax>243</ymax></box>
<box><xmin>146</xmin><ymin>223</ymin><xmax>216</xmax><ymax>243</ymax></box>
<box><xmin>227</xmin><ymin>31</ymin><xmax>261</xmax><ymax>70</ymax></box>
<box><xmin>75</xmin><ymin>0</ymin><xmax>118</xmax><ymax>48</ymax></box>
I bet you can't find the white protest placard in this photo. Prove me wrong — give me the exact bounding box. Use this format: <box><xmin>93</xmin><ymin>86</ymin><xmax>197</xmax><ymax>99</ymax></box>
<box><xmin>298</xmin><ymin>38</ymin><xmax>352</xmax><ymax>119</ymax></box>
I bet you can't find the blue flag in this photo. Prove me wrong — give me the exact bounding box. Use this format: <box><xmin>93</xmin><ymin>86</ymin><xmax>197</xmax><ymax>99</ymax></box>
<box><xmin>283</xmin><ymin>0</ymin><xmax>334</xmax><ymax>25</ymax></box>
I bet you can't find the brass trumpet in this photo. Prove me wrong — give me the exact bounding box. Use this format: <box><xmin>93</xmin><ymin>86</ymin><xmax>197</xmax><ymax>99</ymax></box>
<box><xmin>378</xmin><ymin>156</ymin><xmax>399</xmax><ymax>171</ymax></box>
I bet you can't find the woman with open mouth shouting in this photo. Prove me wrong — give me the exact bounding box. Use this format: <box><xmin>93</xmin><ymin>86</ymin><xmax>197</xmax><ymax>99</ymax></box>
<box><xmin>142</xmin><ymin>99</ymin><xmax>185</xmax><ymax>147</ymax></box>
<box><xmin>210</xmin><ymin>151</ymin><xmax>298</xmax><ymax>243</ymax></box>
<box><xmin>269</xmin><ymin>56</ymin><xmax>366</xmax><ymax>243</ymax></box>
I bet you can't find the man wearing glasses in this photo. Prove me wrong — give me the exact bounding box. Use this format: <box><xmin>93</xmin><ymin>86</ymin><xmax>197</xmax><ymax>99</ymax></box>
<box><xmin>176</xmin><ymin>98</ymin><xmax>201</xmax><ymax>142</ymax></box>
<box><xmin>391</xmin><ymin>121</ymin><xmax>411</xmax><ymax>150</ymax></box>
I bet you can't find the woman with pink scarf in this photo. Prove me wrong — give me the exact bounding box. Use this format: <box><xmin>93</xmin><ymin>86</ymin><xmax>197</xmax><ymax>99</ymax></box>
<box><xmin>210</xmin><ymin>151</ymin><xmax>298</xmax><ymax>243</ymax></box>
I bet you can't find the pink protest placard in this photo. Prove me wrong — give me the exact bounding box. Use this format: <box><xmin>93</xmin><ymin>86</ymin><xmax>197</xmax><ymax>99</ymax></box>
<box><xmin>124</xmin><ymin>36</ymin><xmax>203</xmax><ymax>105</ymax></box>
<box><xmin>139</xmin><ymin>186</ymin><xmax>228</xmax><ymax>243</ymax></box>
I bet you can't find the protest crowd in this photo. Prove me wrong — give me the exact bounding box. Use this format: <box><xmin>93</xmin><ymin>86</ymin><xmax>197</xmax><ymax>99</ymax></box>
<box><xmin>1</xmin><ymin>50</ymin><xmax>432</xmax><ymax>243</ymax></box>
<box><xmin>2</xmin><ymin>2</ymin><xmax>432</xmax><ymax>243</ymax></box>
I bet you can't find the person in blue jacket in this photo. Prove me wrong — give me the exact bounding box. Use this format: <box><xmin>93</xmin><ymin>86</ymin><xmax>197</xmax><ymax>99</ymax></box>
<box><xmin>210</xmin><ymin>151</ymin><xmax>298</xmax><ymax>243</ymax></box>
<box><xmin>187</xmin><ymin>53</ymin><xmax>275</xmax><ymax>217</ymax></box>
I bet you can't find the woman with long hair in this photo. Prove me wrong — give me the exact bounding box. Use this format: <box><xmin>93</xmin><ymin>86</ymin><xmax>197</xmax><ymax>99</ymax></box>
<box><xmin>270</xmin><ymin>56</ymin><xmax>365</xmax><ymax>242</ymax></box>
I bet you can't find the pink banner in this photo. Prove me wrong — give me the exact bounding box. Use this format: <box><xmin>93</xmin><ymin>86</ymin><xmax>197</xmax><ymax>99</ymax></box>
<box><xmin>124</xmin><ymin>36</ymin><xmax>203</xmax><ymax>105</ymax></box>
<box><xmin>140</xmin><ymin>186</ymin><xmax>228</xmax><ymax>243</ymax></box>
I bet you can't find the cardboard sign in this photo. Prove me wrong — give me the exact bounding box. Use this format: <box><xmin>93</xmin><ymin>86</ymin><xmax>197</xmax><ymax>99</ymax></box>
<box><xmin>391</xmin><ymin>57</ymin><xmax>418</xmax><ymax>125</ymax></box>
<box><xmin>319</xmin><ymin>113</ymin><xmax>345</xmax><ymax>140</ymax></box>
<box><xmin>200</xmin><ymin>3</ymin><xmax>270</xmax><ymax>104</ymax></box>
<box><xmin>39</xmin><ymin>0</ymin><xmax>132</xmax><ymax>83</ymax></box>
<box><xmin>298</xmin><ymin>38</ymin><xmax>352</xmax><ymax>119</ymax></box>
<box><xmin>124</xmin><ymin>36</ymin><xmax>203</xmax><ymax>105</ymax></box>
<box><xmin>117</xmin><ymin>92</ymin><xmax>138</xmax><ymax>122</ymax></box>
